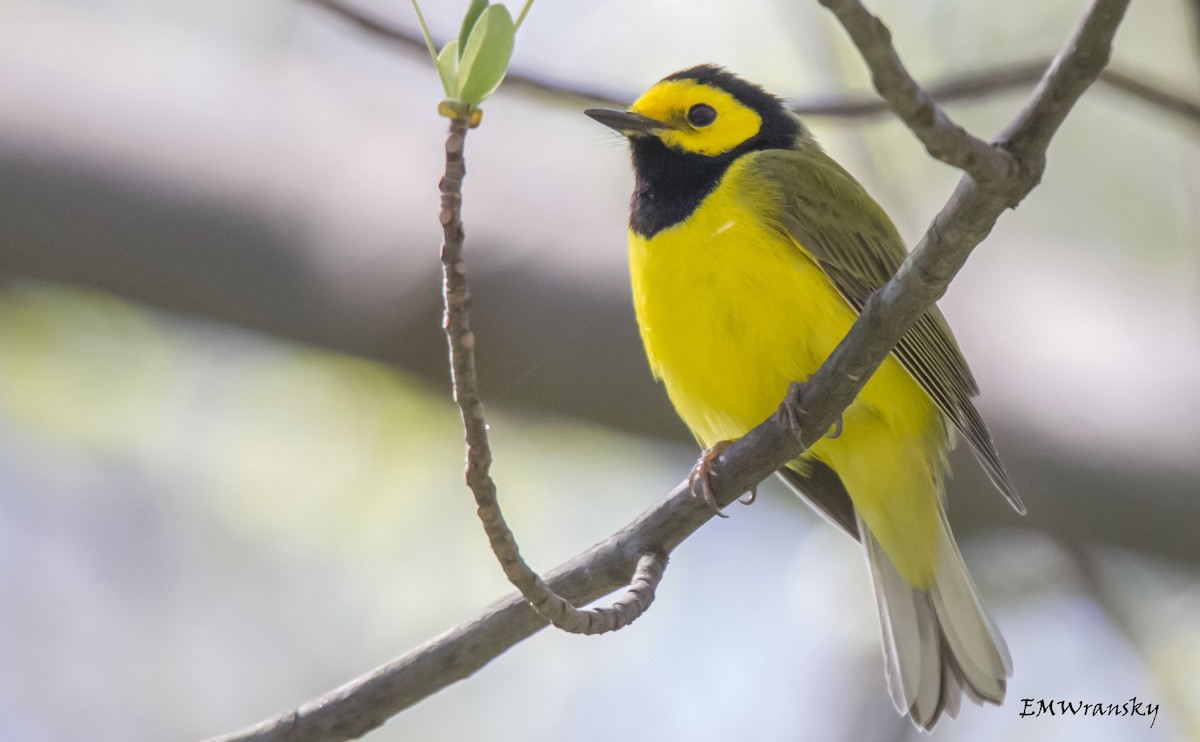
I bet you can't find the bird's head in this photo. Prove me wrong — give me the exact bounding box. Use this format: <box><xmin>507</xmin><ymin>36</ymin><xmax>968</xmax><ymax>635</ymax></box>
<box><xmin>586</xmin><ymin>65</ymin><xmax>800</xmax><ymax>159</ymax></box>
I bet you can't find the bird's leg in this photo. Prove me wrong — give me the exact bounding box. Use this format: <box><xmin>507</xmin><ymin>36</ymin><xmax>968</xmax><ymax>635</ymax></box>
<box><xmin>687</xmin><ymin>441</ymin><xmax>761</xmax><ymax>514</ymax></box>
<box><xmin>687</xmin><ymin>440</ymin><xmax>735</xmax><ymax>518</ymax></box>
<box><xmin>781</xmin><ymin>381</ymin><xmax>843</xmax><ymax>444</ymax></box>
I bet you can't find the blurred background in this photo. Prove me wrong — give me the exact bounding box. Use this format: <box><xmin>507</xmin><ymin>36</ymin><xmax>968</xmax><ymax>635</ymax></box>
<box><xmin>1</xmin><ymin>0</ymin><xmax>1198</xmax><ymax>740</ymax></box>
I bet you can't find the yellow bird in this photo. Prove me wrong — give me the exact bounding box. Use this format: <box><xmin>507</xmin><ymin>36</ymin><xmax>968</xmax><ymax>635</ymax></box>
<box><xmin>586</xmin><ymin>65</ymin><xmax>1024</xmax><ymax>730</ymax></box>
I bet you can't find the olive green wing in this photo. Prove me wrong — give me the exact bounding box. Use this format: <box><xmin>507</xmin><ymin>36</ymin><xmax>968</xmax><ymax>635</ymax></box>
<box><xmin>755</xmin><ymin>142</ymin><xmax>1025</xmax><ymax>514</ymax></box>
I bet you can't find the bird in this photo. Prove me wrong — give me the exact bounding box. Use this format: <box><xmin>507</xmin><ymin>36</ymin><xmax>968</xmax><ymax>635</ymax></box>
<box><xmin>585</xmin><ymin>64</ymin><xmax>1025</xmax><ymax>730</ymax></box>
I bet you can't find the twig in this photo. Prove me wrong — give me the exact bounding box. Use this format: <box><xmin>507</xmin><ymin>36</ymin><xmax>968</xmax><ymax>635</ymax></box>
<box><xmin>207</xmin><ymin>0</ymin><xmax>1131</xmax><ymax>740</ymax></box>
<box><xmin>1002</xmin><ymin>0</ymin><xmax>1130</xmax><ymax>164</ymax></box>
<box><xmin>305</xmin><ymin>0</ymin><xmax>1200</xmax><ymax>132</ymax></box>
<box><xmin>816</xmin><ymin>0</ymin><xmax>1018</xmax><ymax>181</ymax></box>
<box><xmin>794</xmin><ymin>61</ymin><xmax>1200</xmax><ymax>132</ymax></box>
<box><xmin>438</xmin><ymin>114</ymin><xmax>668</xmax><ymax>635</ymax></box>
<box><xmin>789</xmin><ymin>60</ymin><xmax>1052</xmax><ymax>118</ymax></box>
<box><xmin>1100</xmin><ymin>67</ymin><xmax>1200</xmax><ymax>127</ymax></box>
<box><xmin>764</xmin><ymin>0</ymin><xmax>1131</xmax><ymax>452</ymax></box>
<box><xmin>304</xmin><ymin>0</ymin><xmax>629</xmax><ymax>107</ymax></box>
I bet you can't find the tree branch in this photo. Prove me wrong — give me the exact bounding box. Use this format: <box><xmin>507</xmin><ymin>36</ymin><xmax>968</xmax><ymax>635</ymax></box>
<box><xmin>1099</xmin><ymin>67</ymin><xmax>1200</xmax><ymax>128</ymax></box>
<box><xmin>815</xmin><ymin>0</ymin><xmax>1018</xmax><ymax>182</ymax></box>
<box><xmin>794</xmin><ymin>63</ymin><xmax>1200</xmax><ymax>134</ymax></box>
<box><xmin>437</xmin><ymin>108</ymin><xmax>669</xmax><ymax>635</ymax></box>
<box><xmin>305</xmin><ymin>0</ymin><xmax>629</xmax><ymax>107</ymax></box>
<box><xmin>789</xmin><ymin>59</ymin><xmax>1052</xmax><ymax>118</ymax></box>
<box><xmin>207</xmin><ymin>0</ymin><xmax>1130</xmax><ymax>739</ymax></box>
<box><xmin>306</xmin><ymin>0</ymin><xmax>1200</xmax><ymax>132</ymax></box>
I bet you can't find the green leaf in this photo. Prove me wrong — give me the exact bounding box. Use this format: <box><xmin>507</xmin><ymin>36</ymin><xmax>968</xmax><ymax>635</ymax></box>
<box><xmin>435</xmin><ymin>40</ymin><xmax>459</xmax><ymax>98</ymax></box>
<box><xmin>457</xmin><ymin>0</ymin><xmax>489</xmax><ymax>61</ymax></box>
<box><xmin>455</xmin><ymin>4</ymin><xmax>515</xmax><ymax>105</ymax></box>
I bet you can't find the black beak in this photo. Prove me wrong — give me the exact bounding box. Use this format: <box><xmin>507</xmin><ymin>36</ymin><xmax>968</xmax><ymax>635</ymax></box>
<box><xmin>584</xmin><ymin>108</ymin><xmax>666</xmax><ymax>136</ymax></box>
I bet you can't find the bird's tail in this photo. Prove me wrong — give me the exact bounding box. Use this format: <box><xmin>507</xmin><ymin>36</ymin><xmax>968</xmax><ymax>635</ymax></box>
<box><xmin>860</xmin><ymin>510</ymin><xmax>1011</xmax><ymax>731</ymax></box>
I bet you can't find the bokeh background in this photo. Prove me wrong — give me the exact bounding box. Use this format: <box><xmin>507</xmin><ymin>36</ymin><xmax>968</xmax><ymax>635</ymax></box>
<box><xmin>1</xmin><ymin>0</ymin><xmax>1198</xmax><ymax>740</ymax></box>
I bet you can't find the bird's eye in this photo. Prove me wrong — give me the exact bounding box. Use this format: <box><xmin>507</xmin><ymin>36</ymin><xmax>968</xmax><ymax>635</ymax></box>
<box><xmin>687</xmin><ymin>103</ymin><xmax>717</xmax><ymax>127</ymax></box>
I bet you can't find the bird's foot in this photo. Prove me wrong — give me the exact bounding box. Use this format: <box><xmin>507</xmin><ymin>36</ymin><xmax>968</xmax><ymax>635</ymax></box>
<box><xmin>687</xmin><ymin>440</ymin><xmax>737</xmax><ymax>518</ymax></box>
<box><xmin>781</xmin><ymin>381</ymin><xmax>843</xmax><ymax>443</ymax></box>
<box><xmin>739</xmin><ymin>487</ymin><xmax>758</xmax><ymax>506</ymax></box>
<box><xmin>687</xmin><ymin>442</ymin><xmax>761</xmax><ymax>514</ymax></box>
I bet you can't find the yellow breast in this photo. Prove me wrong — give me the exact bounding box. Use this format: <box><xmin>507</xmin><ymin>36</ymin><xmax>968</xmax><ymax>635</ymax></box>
<box><xmin>628</xmin><ymin>154</ymin><xmax>851</xmax><ymax>447</ymax></box>
<box><xmin>628</xmin><ymin>152</ymin><xmax>943</xmax><ymax>586</ymax></box>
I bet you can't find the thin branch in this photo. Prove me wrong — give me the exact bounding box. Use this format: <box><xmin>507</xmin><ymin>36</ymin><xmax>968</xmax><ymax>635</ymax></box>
<box><xmin>1001</xmin><ymin>0</ymin><xmax>1131</xmax><ymax>164</ymax></box>
<box><xmin>307</xmin><ymin>0</ymin><xmax>1200</xmax><ymax>132</ymax></box>
<box><xmin>815</xmin><ymin>0</ymin><xmax>1018</xmax><ymax>181</ymax></box>
<box><xmin>438</xmin><ymin>115</ymin><xmax>668</xmax><ymax>632</ymax></box>
<box><xmin>208</xmin><ymin>0</ymin><xmax>1131</xmax><ymax>740</ymax></box>
<box><xmin>1100</xmin><ymin>68</ymin><xmax>1200</xmax><ymax>128</ymax></box>
<box><xmin>790</xmin><ymin>60</ymin><xmax>1052</xmax><ymax>118</ymax></box>
<box><xmin>439</xmin><ymin>114</ymin><xmax>668</xmax><ymax>636</ymax></box>
<box><xmin>796</xmin><ymin>62</ymin><xmax>1200</xmax><ymax>133</ymax></box>
<box><xmin>798</xmin><ymin>0</ymin><xmax>1130</xmax><ymax>451</ymax></box>
<box><xmin>304</xmin><ymin>0</ymin><xmax>629</xmax><ymax>107</ymax></box>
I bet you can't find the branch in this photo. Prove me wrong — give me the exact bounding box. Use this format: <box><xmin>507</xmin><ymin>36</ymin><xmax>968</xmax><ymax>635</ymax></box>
<box><xmin>785</xmin><ymin>0</ymin><xmax>1130</xmax><ymax>450</ymax></box>
<box><xmin>816</xmin><ymin>0</ymin><xmax>1018</xmax><ymax>182</ymax></box>
<box><xmin>306</xmin><ymin>0</ymin><xmax>1200</xmax><ymax>132</ymax></box>
<box><xmin>1099</xmin><ymin>67</ymin><xmax>1200</xmax><ymax>128</ymax></box>
<box><xmin>794</xmin><ymin>63</ymin><xmax>1200</xmax><ymax>134</ymax></box>
<box><xmin>202</xmin><ymin>464</ymin><xmax>771</xmax><ymax>742</ymax></box>
<box><xmin>1001</xmin><ymin>0</ymin><xmax>1131</xmax><ymax>162</ymax></box>
<box><xmin>437</xmin><ymin>112</ymin><xmax>668</xmax><ymax>635</ymax></box>
<box><xmin>304</xmin><ymin>0</ymin><xmax>628</xmax><ymax>107</ymax></box>
<box><xmin>790</xmin><ymin>60</ymin><xmax>1052</xmax><ymax>118</ymax></box>
<box><xmin>208</xmin><ymin>0</ymin><xmax>1130</xmax><ymax>739</ymax></box>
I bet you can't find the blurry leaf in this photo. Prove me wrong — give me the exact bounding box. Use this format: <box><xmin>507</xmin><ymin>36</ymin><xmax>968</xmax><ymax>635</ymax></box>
<box><xmin>457</xmin><ymin>0</ymin><xmax>490</xmax><ymax>61</ymax></box>
<box><xmin>436</xmin><ymin>40</ymin><xmax>460</xmax><ymax>97</ymax></box>
<box><xmin>456</xmin><ymin>4</ymin><xmax>515</xmax><ymax>105</ymax></box>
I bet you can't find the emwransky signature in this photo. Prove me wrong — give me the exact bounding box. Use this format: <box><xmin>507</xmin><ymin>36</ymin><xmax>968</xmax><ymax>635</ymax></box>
<box><xmin>1019</xmin><ymin>697</ymin><xmax>1160</xmax><ymax>728</ymax></box>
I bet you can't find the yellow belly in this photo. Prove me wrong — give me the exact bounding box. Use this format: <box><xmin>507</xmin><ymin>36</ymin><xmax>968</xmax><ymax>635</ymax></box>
<box><xmin>629</xmin><ymin>157</ymin><xmax>943</xmax><ymax>586</ymax></box>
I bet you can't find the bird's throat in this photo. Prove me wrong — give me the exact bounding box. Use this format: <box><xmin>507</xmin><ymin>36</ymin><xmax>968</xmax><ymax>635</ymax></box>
<box><xmin>629</xmin><ymin>137</ymin><xmax>734</xmax><ymax>239</ymax></box>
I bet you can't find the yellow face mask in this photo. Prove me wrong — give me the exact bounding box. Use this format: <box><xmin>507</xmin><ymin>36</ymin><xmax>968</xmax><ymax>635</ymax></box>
<box><xmin>631</xmin><ymin>79</ymin><xmax>763</xmax><ymax>157</ymax></box>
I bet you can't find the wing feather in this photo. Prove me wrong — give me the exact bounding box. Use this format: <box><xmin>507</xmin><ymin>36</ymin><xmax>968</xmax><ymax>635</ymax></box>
<box><xmin>755</xmin><ymin>141</ymin><xmax>1024</xmax><ymax>513</ymax></box>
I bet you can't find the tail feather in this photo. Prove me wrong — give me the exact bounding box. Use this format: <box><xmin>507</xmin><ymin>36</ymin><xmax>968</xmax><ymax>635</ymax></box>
<box><xmin>930</xmin><ymin>508</ymin><xmax>1011</xmax><ymax>695</ymax></box>
<box><xmin>860</xmin><ymin>512</ymin><xmax>1010</xmax><ymax>731</ymax></box>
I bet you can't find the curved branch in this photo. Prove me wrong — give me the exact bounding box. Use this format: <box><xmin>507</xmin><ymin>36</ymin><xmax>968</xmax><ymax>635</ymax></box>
<box><xmin>207</xmin><ymin>0</ymin><xmax>1131</xmax><ymax>740</ymax></box>
<box><xmin>438</xmin><ymin>112</ymin><xmax>667</xmax><ymax>636</ymax></box>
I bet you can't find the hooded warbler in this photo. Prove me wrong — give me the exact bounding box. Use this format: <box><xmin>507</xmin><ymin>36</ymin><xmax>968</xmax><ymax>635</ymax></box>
<box><xmin>586</xmin><ymin>65</ymin><xmax>1024</xmax><ymax>730</ymax></box>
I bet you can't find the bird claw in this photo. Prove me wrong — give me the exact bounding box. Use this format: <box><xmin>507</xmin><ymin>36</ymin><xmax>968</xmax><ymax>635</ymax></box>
<box><xmin>781</xmin><ymin>381</ymin><xmax>843</xmax><ymax>442</ymax></box>
<box><xmin>688</xmin><ymin>441</ymin><xmax>735</xmax><ymax>518</ymax></box>
<box><xmin>827</xmin><ymin>415</ymin><xmax>844</xmax><ymax>439</ymax></box>
<box><xmin>738</xmin><ymin>487</ymin><xmax>758</xmax><ymax>506</ymax></box>
<box><xmin>781</xmin><ymin>382</ymin><xmax>807</xmax><ymax>443</ymax></box>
